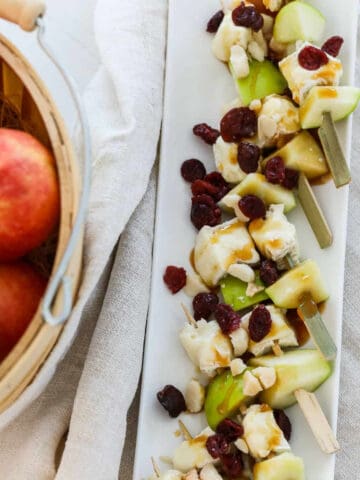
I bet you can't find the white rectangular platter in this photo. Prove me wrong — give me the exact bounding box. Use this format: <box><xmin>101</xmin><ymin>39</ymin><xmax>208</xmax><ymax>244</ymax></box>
<box><xmin>134</xmin><ymin>1</ymin><xmax>358</xmax><ymax>478</ymax></box>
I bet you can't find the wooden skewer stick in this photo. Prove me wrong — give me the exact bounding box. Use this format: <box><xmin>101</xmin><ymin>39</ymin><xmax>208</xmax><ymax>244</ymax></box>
<box><xmin>151</xmin><ymin>457</ymin><xmax>161</xmax><ymax>478</ymax></box>
<box><xmin>318</xmin><ymin>111</ymin><xmax>351</xmax><ymax>188</ymax></box>
<box><xmin>181</xmin><ymin>303</ymin><xmax>198</xmax><ymax>328</ymax></box>
<box><xmin>272</xmin><ymin>340</ymin><xmax>284</xmax><ymax>357</ymax></box>
<box><xmin>285</xmin><ymin>255</ymin><xmax>337</xmax><ymax>361</ymax></box>
<box><xmin>295</xmin><ymin>389</ymin><xmax>340</xmax><ymax>454</ymax></box>
<box><xmin>178</xmin><ymin>419</ymin><xmax>193</xmax><ymax>441</ymax></box>
<box><xmin>297</xmin><ymin>173</ymin><xmax>333</xmax><ymax>249</ymax></box>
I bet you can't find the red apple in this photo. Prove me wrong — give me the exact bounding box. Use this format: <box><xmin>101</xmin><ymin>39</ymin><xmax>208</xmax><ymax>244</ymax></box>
<box><xmin>0</xmin><ymin>261</ymin><xmax>47</xmax><ymax>360</ymax></box>
<box><xmin>0</xmin><ymin>128</ymin><xmax>60</xmax><ymax>261</ymax></box>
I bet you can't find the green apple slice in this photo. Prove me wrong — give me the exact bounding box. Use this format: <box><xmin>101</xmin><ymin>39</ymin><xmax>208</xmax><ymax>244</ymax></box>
<box><xmin>263</xmin><ymin>131</ymin><xmax>328</xmax><ymax>179</ymax></box>
<box><xmin>249</xmin><ymin>349</ymin><xmax>332</xmax><ymax>409</ymax></box>
<box><xmin>220</xmin><ymin>173</ymin><xmax>296</xmax><ymax>213</ymax></box>
<box><xmin>300</xmin><ymin>86</ymin><xmax>360</xmax><ymax>129</ymax></box>
<box><xmin>266</xmin><ymin>259</ymin><xmax>329</xmax><ymax>309</ymax></box>
<box><xmin>220</xmin><ymin>272</ymin><xmax>268</xmax><ymax>311</ymax></box>
<box><xmin>273</xmin><ymin>1</ymin><xmax>325</xmax><ymax>44</ymax></box>
<box><xmin>254</xmin><ymin>452</ymin><xmax>305</xmax><ymax>480</ymax></box>
<box><xmin>205</xmin><ymin>369</ymin><xmax>251</xmax><ymax>429</ymax></box>
<box><xmin>230</xmin><ymin>59</ymin><xmax>287</xmax><ymax>106</ymax></box>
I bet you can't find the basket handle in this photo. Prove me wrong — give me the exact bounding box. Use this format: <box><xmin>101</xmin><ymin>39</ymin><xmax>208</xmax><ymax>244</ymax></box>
<box><xmin>0</xmin><ymin>0</ymin><xmax>45</xmax><ymax>31</ymax></box>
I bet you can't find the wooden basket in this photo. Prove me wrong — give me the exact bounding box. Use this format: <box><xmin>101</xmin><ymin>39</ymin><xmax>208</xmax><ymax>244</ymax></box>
<box><xmin>0</xmin><ymin>2</ymin><xmax>86</xmax><ymax>412</ymax></box>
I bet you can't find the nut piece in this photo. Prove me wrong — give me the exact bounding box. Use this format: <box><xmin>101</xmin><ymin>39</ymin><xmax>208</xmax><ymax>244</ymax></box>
<box><xmin>184</xmin><ymin>272</ymin><xmax>210</xmax><ymax>297</ymax></box>
<box><xmin>249</xmin><ymin>99</ymin><xmax>262</xmax><ymax>113</ymax></box>
<box><xmin>227</xmin><ymin>263</ymin><xmax>255</xmax><ymax>283</ymax></box>
<box><xmin>185</xmin><ymin>469</ymin><xmax>200</xmax><ymax>480</ymax></box>
<box><xmin>243</xmin><ymin>370</ymin><xmax>263</xmax><ymax>396</ymax></box>
<box><xmin>230</xmin><ymin>358</ymin><xmax>247</xmax><ymax>377</ymax></box>
<box><xmin>246</xmin><ymin>282</ymin><xmax>265</xmax><ymax>298</ymax></box>
<box><xmin>252</xmin><ymin>366</ymin><xmax>277</xmax><ymax>389</ymax></box>
<box><xmin>263</xmin><ymin>0</ymin><xmax>283</xmax><ymax>12</ymax></box>
<box><xmin>229</xmin><ymin>327</ymin><xmax>249</xmax><ymax>356</ymax></box>
<box><xmin>185</xmin><ymin>380</ymin><xmax>206</xmax><ymax>413</ymax></box>
<box><xmin>234</xmin><ymin>438</ymin><xmax>249</xmax><ymax>454</ymax></box>
<box><xmin>200</xmin><ymin>464</ymin><xmax>222</xmax><ymax>480</ymax></box>
<box><xmin>230</xmin><ymin>45</ymin><xmax>250</xmax><ymax>79</ymax></box>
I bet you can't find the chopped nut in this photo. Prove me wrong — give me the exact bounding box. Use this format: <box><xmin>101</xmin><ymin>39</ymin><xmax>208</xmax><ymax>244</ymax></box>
<box><xmin>200</xmin><ymin>464</ymin><xmax>222</xmax><ymax>480</ymax></box>
<box><xmin>249</xmin><ymin>99</ymin><xmax>262</xmax><ymax>113</ymax></box>
<box><xmin>252</xmin><ymin>366</ymin><xmax>277</xmax><ymax>389</ymax></box>
<box><xmin>185</xmin><ymin>380</ymin><xmax>206</xmax><ymax>413</ymax></box>
<box><xmin>269</xmin><ymin>37</ymin><xmax>288</xmax><ymax>54</ymax></box>
<box><xmin>230</xmin><ymin>358</ymin><xmax>247</xmax><ymax>377</ymax></box>
<box><xmin>239</xmin><ymin>404</ymin><xmax>248</xmax><ymax>415</ymax></box>
<box><xmin>184</xmin><ymin>272</ymin><xmax>210</xmax><ymax>297</ymax></box>
<box><xmin>227</xmin><ymin>263</ymin><xmax>255</xmax><ymax>283</ymax></box>
<box><xmin>234</xmin><ymin>438</ymin><xmax>249</xmax><ymax>454</ymax></box>
<box><xmin>230</xmin><ymin>327</ymin><xmax>249</xmax><ymax>356</ymax></box>
<box><xmin>230</xmin><ymin>45</ymin><xmax>249</xmax><ymax>79</ymax></box>
<box><xmin>248</xmin><ymin>40</ymin><xmax>266</xmax><ymax>62</ymax></box>
<box><xmin>246</xmin><ymin>282</ymin><xmax>265</xmax><ymax>298</ymax></box>
<box><xmin>263</xmin><ymin>0</ymin><xmax>283</xmax><ymax>12</ymax></box>
<box><xmin>261</xmin><ymin>14</ymin><xmax>274</xmax><ymax>37</ymax></box>
<box><xmin>185</xmin><ymin>469</ymin><xmax>200</xmax><ymax>480</ymax></box>
<box><xmin>258</xmin><ymin>115</ymin><xmax>278</xmax><ymax>144</ymax></box>
<box><xmin>243</xmin><ymin>370</ymin><xmax>263</xmax><ymax>396</ymax></box>
<box><xmin>234</xmin><ymin>202</ymin><xmax>250</xmax><ymax>222</ymax></box>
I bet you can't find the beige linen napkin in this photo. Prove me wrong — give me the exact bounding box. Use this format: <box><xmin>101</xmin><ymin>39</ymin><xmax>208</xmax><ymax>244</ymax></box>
<box><xmin>0</xmin><ymin>0</ymin><xmax>167</xmax><ymax>478</ymax></box>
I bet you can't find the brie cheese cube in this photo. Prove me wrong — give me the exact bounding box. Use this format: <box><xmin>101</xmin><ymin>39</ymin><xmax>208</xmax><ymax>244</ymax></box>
<box><xmin>279</xmin><ymin>42</ymin><xmax>343</xmax><ymax>105</ymax></box>
<box><xmin>195</xmin><ymin>219</ymin><xmax>260</xmax><ymax>287</ymax></box>
<box><xmin>242</xmin><ymin>305</ymin><xmax>298</xmax><ymax>356</ymax></box>
<box><xmin>173</xmin><ymin>427</ymin><xmax>217</xmax><ymax>472</ymax></box>
<box><xmin>243</xmin><ymin>404</ymin><xmax>290</xmax><ymax>459</ymax></box>
<box><xmin>249</xmin><ymin>204</ymin><xmax>299</xmax><ymax>266</ymax></box>
<box><xmin>180</xmin><ymin>320</ymin><xmax>233</xmax><ymax>376</ymax></box>
<box><xmin>212</xmin><ymin>12</ymin><xmax>252</xmax><ymax>62</ymax></box>
<box><xmin>213</xmin><ymin>137</ymin><xmax>246</xmax><ymax>184</ymax></box>
<box><xmin>257</xmin><ymin>95</ymin><xmax>300</xmax><ymax>147</ymax></box>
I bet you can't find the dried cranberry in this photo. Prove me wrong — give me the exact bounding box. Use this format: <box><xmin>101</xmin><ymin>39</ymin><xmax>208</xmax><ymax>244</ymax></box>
<box><xmin>282</xmin><ymin>168</ymin><xmax>299</xmax><ymax>190</ymax></box>
<box><xmin>193</xmin><ymin>123</ymin><xmax>220</xmax><ymax>145</ymax></box>
<box><xmin>259</xmin><ymin>259</ymin><xmax>279</xmax><ymax>286</ymax></box>
<box><xmin>220</xmin><ymin>451</ymin><xmax>244</xmax><ymax>478</ymax></box>
<box><xmin>193</xmin><ymin>292</ymin><xmax>219</xmax><ymax>320</ymax></box>
<box><xmin>248</xmin><ymin>304</ymin><xmax>272</xmax><ymax>342</ymax></box>
<box><xmin>264</xmin><ymin>156</ymin><xmax>286</xmax><ymax>184</ymax></box>
<box><xmin>298</xmin><ymin>45</ymin><xmax>329</xmax><ymax>71</ymax></box>
<box><xmin>206</xmin><ymin>434</ymin><xmax>229</xmax><ymax>459</ymax></box>
<box><xmin>238</xmin><ymin>195</ymin><xmax>266</xmax><ymax>220</ymax></box>
<box><xmin>232</xmin><ymin>2</ymin><xmax>263</xmax><ymax>32</ymax></box>
<box><xmin>191</xmin><ymin>194</ymin><xmax>222</xmax><ymax>230</ymax></box>
<box><xmin>204</xmin><ymin>171</ymin><xmax>230</xmax><ymax>201</ymax></box>
<box><xmin>181</xmin><ymin>159</ymin><xmax>206</xmax><ymax>182</ymax></box>
<box><xmin>237</xmin><ymin>142</ymin><xmax>261</xmax><ymax>173</ymax></box>
<box><xmin>322</xmin><ymin>36</ymin><xmax>344</xmax><ymax>57</ymax></box>
<box><xmin>220</xmin><ymin>108</ymin><xmax>257</xmax><ymax>143</ymax></box>
<box><xmin>216</xmin><ymin>418</ymin><xmax>244</xmax><ymax>442</ymax></box>
<box><xmin>163</xmin><ymin>266</ymin><xmax>187</xmax><ymax>294</ymax></box>
<box><xmin>274</xmin><ymin>409</ymin><xmax>292</xmax><ymax>441</ymax></box>
<box><xmin>207</xmin><ymin>10</ymin><xmax>225</xmax><ymax>33</ymax></box>
<box><xmin>191</xmin><ymin>179</ymin><xmax>219</xmax><ymax>197</ymax></box>
<box><xmin>214</xmin><ymin>304</ymin><xmax>242</xmax><ymax>334</ymax></box>
<box><xmin>157</xmin><ymin>385</ymin><xmax>186</xmax><ymax>418</ymax></box>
